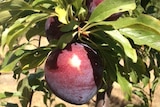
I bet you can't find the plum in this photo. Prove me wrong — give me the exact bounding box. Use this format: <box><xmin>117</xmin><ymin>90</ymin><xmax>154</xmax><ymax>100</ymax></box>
<box><xmin>89</xmin><ymin>0</ymin><xmax>103</xmax><ymax>12</ymax></box>
<box><xmin>44</xmin><ymin>42</ymin><xmax>103</xmax><ymax>104</ymax></box>
<box><xmin>88</xmin><ymin>0</ymin><xmax>122</xmax><ymax>21</ymax></box>
<box><xmin>45</xmin><ymin>17</ymin><xmax>63</xmax><ymax>42</ymax></box>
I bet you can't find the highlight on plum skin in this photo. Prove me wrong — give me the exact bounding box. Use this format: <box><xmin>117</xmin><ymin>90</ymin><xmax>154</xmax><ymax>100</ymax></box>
<box><xmin>44</xmin><ymin>42</ymin><xmax>103</xmax><ymax>104</ymax></box>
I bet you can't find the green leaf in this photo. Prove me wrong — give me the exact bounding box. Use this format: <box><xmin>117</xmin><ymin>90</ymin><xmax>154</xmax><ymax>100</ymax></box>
<box><xmin>0</xmin><ymin>0</ymin><xmax>32</xmax><ymax>11</ymax></box>
<box><xmin>117</xmin><ymin>68</ymin><xmax>132</xmax><ymax>100</ymax></box>
<box><xmin>60</xmin><ymin>20</ymin><xmax>79</xmax><ymax>32</ymax></box>
<box><xmin>26</xmin><ymin>20</ymin><xmax>46</xmax><ymax>40</ymax></box>
<box><xmin>120</xmin><ymin>24</ymin><xmax>160</xmax><ymax>51</ymax></box>
<box><xmin>129</xmin><ymin>70</ymin><xmax>138</xmax><ymax>84</ymax></box>
<box><xmin>1</xmin><ymin>13</ymin><xmax>49</xmax><ymax>49</ymax></box>
<box><xmin>55</xmin><ymin>6</ymin><xmax>68</xmax><ymax>24</ymax></box>
<box><xmin>122</xmin><ymin>14</ymin><xmax>160</xmax><ymax>32</ymax></box>
<box><xmin>89</xmin><ymin>0</ymin><xmax>136</xmax><ymax>23</ymax></box>
<box><xmin>0</xmin><ymin>92</ymin><xmax>21</xmax><ymax>99</ymax></box>
<box><xmin>0</xmin><ymin>11</ymin><xmax>12</xmax><ymax>25</ymax></box>
<box><xmin>104</xmin><ymin>30</ymin><xmax>137</xmax><ymax>63</ymax></box>
<box><xmin>126</xmin><ymin>57</ymin><xmax>146</xmax><ymax>83</ymax></box>
<box><xmin>72</xmin><ymin>0</ymin><xmax>82</xmax><ymax>11</ymax></box>
<box><xmin>0</xmin><ymin>46</ymin><xmax>51</xmax><ymax>73</ymax></box>
<box><xmin>28</xmin><ymin>69</ymin><xmax>45</xmax><ymax>91</ymax></box>
<box><xmin>98</xmin><ymin>14</ymin><xmax>160</xmax><ymax>51</ymax></box>
<box><xmin>31</xmin><ymin>0</ymin><xmax>55</xmax><ymax>7</ymax></box>
<box><xmin>108</xmin><ymin>14</ymin><xmax>160</xmax><ymax>32</ymax></box>
<box><xmin>78</xmin><ymin>6</ymin><xmax>88</xmax><ymax>21</ymax></box>
<box><xmin>57</xmin><ymin>32</ymin><xmax>75</xmax><ymax>49</ymax></box>
<box><xmin>0</xmin><ymin>48</ymin><xmax>26</xmax><ymax>73</ymax></box>
<box><xmin>20</xmin><ymin>48</ymin><xmax>50</xmax><ymax>70</ymax></box>
<box><xmin>141</xmin><ymin>74</ymin><xmax>150</xmax><ymax>88</ymax></box>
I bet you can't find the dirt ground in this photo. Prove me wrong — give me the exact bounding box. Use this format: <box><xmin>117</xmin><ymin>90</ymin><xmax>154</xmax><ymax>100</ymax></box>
<box><xmin>0</xmin><ymin>37</ymin><xmax>160</xmax><ymax>107</ymax></box>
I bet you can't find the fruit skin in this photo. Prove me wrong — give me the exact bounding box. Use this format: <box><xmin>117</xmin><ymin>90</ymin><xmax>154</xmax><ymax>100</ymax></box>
<box><xmin>44</xmin><ymin>42</ymin><xmax>103</xmax><ymax>104</ymax></box>
<box><xmin>89</xmin><ymin>0</ymin><xmax>103</xmax><ymax>12</ymax></box>
<box><xmin>88</xmin><ymin>0</ymin><xmax>122</xmax><ymax>21</ymax></box>
<box><xmin>45</xmin><ymin>17</ymin><xmax>63</xmax><ymax>42</ymax></box>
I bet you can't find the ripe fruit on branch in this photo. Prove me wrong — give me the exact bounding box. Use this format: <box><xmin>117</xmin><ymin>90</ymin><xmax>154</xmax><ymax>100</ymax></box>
<box><xmin>45</xmin><ymin>17</ymin><xmax>63</xmax><ymax>42</ymax></box>
<box><xmin>44</xmin><ymin>42</ymin><xmax>103</xmax><ymax>104</ymax></box>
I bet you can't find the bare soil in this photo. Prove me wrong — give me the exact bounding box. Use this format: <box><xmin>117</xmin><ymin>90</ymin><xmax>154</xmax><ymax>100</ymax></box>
<box><xmin>0</xmin><ymin>73</ymin><xmax>160</xmax><ymax>107</ymax></box>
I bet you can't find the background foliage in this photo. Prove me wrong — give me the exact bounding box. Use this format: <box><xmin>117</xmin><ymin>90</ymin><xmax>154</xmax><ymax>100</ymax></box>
<box><xmin>0</xmin><ymin>0</ymin><xmax>160</xmax><ymax>107</ymax></box>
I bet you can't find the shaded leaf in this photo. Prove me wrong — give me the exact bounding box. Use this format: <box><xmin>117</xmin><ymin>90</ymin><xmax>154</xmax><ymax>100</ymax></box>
<box><xmin>20</xmin><ymin>48</ymin><xmax>50</xmax><ymax>70</ymax></box>
<box><xmin>105</xmin><ymin>30</ymin><xmax>137</xmax><ymax>63</ymax></box>
<box><xmin>60</xmin><ymin>20</ymin><xmax>79</xmax><ymax>32</ymax></box>
<box><xmin>57</xmin><ymin>32</ymin><xmax>75</xmax><ymax>49</ymax></box>
<box><xmin>27</xmin><ymin>69</ymin><xmax>45</xmax><ymax>91</ymax></box>
<box><xmin>72</xmin><ymin>0</ymin><xmax>83</xmax><ymax>11</ymax></box>
<box><xmin>127</xmin><ymin>57</ymin><xmax>146</xmax><ymax>83</ymax></box>
<box><xmin>0</xmin><ymin>46</ymin><xmax>51</xmax><ymax>73</ymax></box>
<box><xmin>26</xmin><ymin>20</ymin><xmax>46</xmax><ymax>40</ymax></box>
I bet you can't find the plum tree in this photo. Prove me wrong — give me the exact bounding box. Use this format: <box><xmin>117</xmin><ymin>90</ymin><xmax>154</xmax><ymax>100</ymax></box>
<box><xmin>1</xmin><ymin>1</ymin><xmax>160</xmax><ymax>107</ymax></box>
<box><xmin>44</xmin><ymin>42</ymin><xmax>103</xmax><ymax>104</ymax></box>
<box><xmin>45</xmin><ymin>17</ymin><xmax>63</xmax><ymax>42</ymax></box>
